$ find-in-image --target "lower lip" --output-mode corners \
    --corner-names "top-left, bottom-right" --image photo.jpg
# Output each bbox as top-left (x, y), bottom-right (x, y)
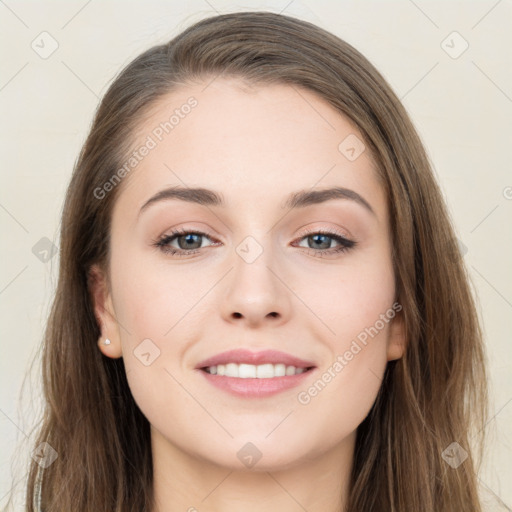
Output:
top-left (197, 368), bottom-right (316, 398)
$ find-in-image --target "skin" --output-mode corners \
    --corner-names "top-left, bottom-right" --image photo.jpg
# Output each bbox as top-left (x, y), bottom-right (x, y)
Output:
top-left (90, 78), bottom-right (406, 512)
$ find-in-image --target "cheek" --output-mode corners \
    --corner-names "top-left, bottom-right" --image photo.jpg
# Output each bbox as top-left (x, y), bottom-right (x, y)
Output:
top-left (295, 285), bottom-right (394, 447)
top-left (299, 241), bottom-right (395, 350)
top-left (293, 246), bottom-right (395, 427)
top-left (110, 244), bottom-right (203, 341)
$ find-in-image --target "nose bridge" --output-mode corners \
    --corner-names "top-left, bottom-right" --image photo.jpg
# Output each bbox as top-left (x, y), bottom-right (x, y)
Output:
top-left (221, 230), bottom-right (291, 326)
top-left (233, 231), bottom-right (279, 294)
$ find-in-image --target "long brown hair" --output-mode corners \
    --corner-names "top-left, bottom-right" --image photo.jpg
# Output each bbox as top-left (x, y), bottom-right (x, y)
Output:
top-left (17, 11), bottom-right (487, 511)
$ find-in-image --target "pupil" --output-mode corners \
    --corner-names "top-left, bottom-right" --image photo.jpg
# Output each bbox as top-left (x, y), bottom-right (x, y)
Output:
top-left (180, 234), bottom-right (200, 249)
top-left (311, 234), bottom-right (330, 250)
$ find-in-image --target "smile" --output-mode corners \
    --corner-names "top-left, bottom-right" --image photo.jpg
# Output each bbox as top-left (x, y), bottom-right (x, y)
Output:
top-left (198, 364), bottom-right (316, 398)
top-left (203, 363), bottom-right (312, 378)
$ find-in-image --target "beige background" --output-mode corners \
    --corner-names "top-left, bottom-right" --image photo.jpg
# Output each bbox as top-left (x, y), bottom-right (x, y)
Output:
top-left (1, 1), bottom-right (511, 510)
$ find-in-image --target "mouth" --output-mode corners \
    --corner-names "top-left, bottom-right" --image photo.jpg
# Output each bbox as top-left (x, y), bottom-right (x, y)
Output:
top-left (195, 349), bottom-right (317, 398)
top-left (197, 365), bottom-right (316, 398)
top-left (200, 363), bottom-right (316, 378)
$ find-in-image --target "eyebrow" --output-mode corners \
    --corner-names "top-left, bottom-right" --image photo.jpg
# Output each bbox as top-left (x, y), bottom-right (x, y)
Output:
top-left (138, 185), bottom-right (375, 217)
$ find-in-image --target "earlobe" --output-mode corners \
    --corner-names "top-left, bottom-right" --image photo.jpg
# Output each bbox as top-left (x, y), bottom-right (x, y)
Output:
top-left (386, 310), bottom-right (407, 361)
top-left (97, 336), bottom-right (122, 359)
top-left (88, 264), bottom-right (123, 359)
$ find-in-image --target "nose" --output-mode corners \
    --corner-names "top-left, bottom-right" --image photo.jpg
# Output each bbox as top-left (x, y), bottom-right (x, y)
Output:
top-left (220, 246), bottom-right (292, 329)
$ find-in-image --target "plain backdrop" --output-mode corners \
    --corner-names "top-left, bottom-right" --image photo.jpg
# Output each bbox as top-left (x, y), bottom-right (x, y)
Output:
top-left (1, 1), bottom-right (511, 510)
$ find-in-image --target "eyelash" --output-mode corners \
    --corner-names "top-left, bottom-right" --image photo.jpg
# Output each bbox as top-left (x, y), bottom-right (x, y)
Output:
top-left (151, 227), bottom-right (356, 258)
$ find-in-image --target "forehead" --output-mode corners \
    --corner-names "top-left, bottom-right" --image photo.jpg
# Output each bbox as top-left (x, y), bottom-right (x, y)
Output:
top-left (112, 78), bottom-right (386, 222)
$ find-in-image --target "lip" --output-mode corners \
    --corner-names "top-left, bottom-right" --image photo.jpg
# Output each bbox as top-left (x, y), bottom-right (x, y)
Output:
top-left (199, 368), bottom-right (316, 398)
top-left (194, 349), bottom-right (316, 369)
top-left (195, 349), bottom-right (317, 399)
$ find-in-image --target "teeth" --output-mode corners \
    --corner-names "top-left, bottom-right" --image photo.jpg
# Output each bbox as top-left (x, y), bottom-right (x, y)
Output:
top-left (205, 363), bottom-right (308, 378)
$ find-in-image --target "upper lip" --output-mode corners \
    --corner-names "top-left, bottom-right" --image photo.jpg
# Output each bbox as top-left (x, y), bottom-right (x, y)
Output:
top-left (195, 349), bottom-right (316, 369)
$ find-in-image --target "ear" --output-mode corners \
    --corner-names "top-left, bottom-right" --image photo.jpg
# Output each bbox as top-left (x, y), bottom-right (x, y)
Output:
top-left (88, 263), bottom-right (123, 359)
top-left (386, 308), bottom-right (407, 361)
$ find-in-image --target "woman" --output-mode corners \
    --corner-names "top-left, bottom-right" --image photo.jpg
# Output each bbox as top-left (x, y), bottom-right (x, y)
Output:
top-left (23, 11), bottom-right (487, 511)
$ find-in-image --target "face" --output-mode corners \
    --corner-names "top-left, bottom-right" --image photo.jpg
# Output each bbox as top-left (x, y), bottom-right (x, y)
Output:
top-left (91, 78), bottom-right (405, 471)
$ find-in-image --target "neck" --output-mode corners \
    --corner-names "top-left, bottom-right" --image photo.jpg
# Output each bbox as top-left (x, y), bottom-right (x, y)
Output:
top-left (150, 426), bottom-right (355, 512)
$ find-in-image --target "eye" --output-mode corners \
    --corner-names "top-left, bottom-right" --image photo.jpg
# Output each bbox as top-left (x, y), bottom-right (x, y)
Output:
top-left (292, 228), bottom-right (356, 256)
top-left (151, 227), bottom-right (356, 257)
top-left (151, 227), bottom-right (218, 256)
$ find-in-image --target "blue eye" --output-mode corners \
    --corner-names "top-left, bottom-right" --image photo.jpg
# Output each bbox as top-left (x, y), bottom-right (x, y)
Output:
top-left (294, 230), bottom-right (355, 255)
top-left (152, 228), bottom-right (216, 256)
top-left (152, 228), bottom-right (356, 257)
